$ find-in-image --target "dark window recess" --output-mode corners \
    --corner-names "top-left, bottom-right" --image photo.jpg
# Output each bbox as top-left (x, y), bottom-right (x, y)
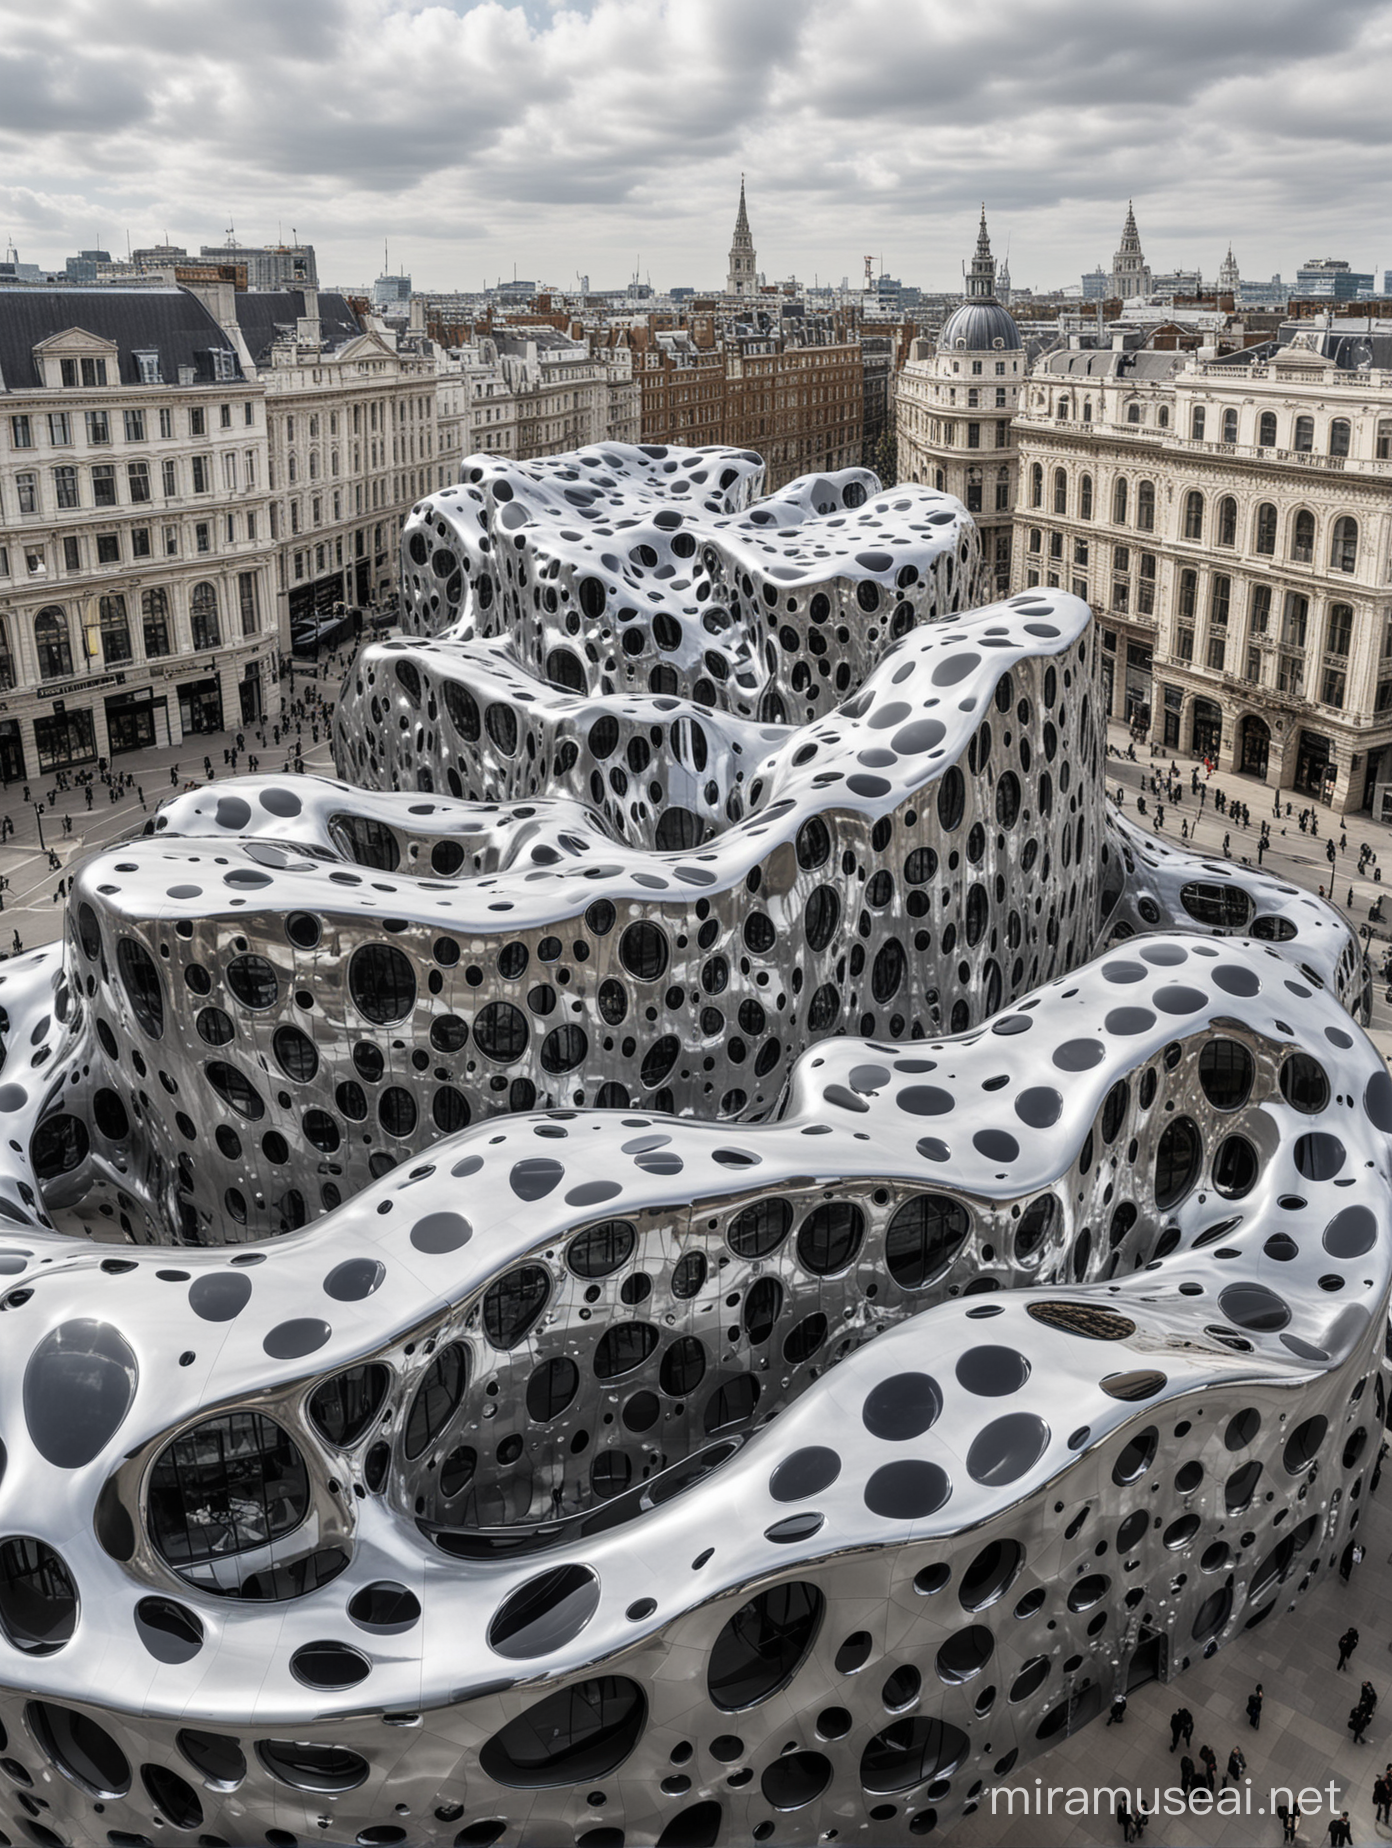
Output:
top-left (478, 1677), bottom-right (646, 1788)
top-left (148, 1412), bottom-right (309, 1567)
top-left (482, 1266), bottom-right (550, 1349)
top-left (403, 1344), bottom-right (467, 1458)
top-left (707, 1582), bottom-right (825, 1711)
top-left (568, 1220), bottom-right (636, 1278)
top-left (796, 1201), bottom-right (864, 1274)
top-left (885, 1195), bottom-right (969, 1288)
top-left (308, 1365), bottom-right (390, 1447)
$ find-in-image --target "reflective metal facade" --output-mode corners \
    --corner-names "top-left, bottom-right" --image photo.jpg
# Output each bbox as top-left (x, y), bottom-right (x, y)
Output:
top-left (0, 449), bottom-right (1380, 1848)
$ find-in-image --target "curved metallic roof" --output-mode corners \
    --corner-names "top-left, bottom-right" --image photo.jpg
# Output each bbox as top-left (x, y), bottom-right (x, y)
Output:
top-left (938, 299), bottom-right (1023, 352)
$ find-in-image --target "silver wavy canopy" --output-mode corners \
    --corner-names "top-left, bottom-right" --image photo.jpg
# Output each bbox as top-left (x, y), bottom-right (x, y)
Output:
top-left (0, 445), bottom-right (1379, 1848)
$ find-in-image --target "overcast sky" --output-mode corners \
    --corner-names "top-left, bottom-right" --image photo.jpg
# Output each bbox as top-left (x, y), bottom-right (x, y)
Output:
top-left (1, 0), bottom-right (1389, 294)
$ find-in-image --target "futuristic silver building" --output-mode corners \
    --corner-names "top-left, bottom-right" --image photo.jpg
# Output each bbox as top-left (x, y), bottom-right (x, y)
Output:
top-left (0, 448), bottom-right (1381, 1848)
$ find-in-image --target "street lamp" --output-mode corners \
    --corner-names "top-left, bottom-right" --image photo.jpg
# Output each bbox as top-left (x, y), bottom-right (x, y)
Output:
top-left (32, 802), bottom-right (45, 851)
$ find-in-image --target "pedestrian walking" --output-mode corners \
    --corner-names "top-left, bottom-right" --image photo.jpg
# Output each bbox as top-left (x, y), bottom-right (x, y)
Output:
top-left (1223, 1745), bottom-right (1246, 1788)
top-left (1375, 1770), bottom-right (1391, 1824)
top-left (1198, 1744), bottom-right (1217, 1792)
top-left (1247, 1684), bottom-right (1263, 1729)
top-left (1338, 1625), bottom-right (1359, 1670)
top-left (1107, 1693), bottom-right (1127, 1726)
top-left (1179, 1754), bottom-right (1196, 1796)
top-left (1170, 1707), bottom-right (1186, 1751)
top-left (1349, 1702), bottom-right (1370, 1744)
top-left (1340, 1540), bottom-right (1357, 1582)
top-left (1116, 1798), bottom-right (1133, 1842)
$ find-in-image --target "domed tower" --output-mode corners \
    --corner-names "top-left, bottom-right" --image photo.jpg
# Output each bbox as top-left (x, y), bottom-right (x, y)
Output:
top-left (726, 176), bottom-right (757, 299)
top-left (895, 208), bottom-right (1023, 594)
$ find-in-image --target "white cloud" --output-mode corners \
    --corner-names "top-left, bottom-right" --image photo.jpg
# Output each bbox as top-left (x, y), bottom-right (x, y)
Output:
top-left (0, 0), bottom-right (1387, 291)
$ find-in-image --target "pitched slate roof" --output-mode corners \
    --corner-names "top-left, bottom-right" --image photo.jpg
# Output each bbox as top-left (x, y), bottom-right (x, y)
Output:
top-left (0, 287), bottom-right (242, 391)
top-left (231, 291), bottom-right (364, 364)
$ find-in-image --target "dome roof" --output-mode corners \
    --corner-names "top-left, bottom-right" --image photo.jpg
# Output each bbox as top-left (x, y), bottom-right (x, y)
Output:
top-left (938, 300), bottom-right (1022, 353)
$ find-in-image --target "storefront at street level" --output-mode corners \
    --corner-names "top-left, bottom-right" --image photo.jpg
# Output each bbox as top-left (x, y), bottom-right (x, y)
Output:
top-left (177, 676), bottom-right (223, 736)
top-left (104, 687), bottom-right (170, 755)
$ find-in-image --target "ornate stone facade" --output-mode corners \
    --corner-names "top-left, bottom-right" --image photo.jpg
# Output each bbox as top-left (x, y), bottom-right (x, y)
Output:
top-left (1109, 202), bottom-right (1152, 301)
top-left (895, 212), bottom-right (1022, 596)
top-left (1013, 334), bottom-right (1392, 814)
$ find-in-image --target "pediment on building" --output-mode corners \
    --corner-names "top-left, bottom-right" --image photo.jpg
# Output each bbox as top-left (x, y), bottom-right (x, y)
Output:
top-left (33, 327), bottom-right (120, 356)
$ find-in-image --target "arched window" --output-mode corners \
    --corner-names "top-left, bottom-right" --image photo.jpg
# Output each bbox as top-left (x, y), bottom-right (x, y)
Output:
top-left (1293, 415), bottom-right (1314, 453)
top-left (1221, 408), bottom-right (1238, 444)
top-left (1030, 463), bottom-right (1043, 508)
top-left (141, 588), bottom-right (170, 658)
top-left (1183, 490), bottom-right (1204, 540)
top-left (1157, 406), bottom-right (1170, 428)
top-left (1082, 399), bottom-right (1093, 423)
top-left (1053, 468), bottom-right (1067, 514)
top-left (1258, 410), bottom-right (1277, 447)
top-left (1254, 503), bottom-right (1277, 555)
top-left (1325, 604), bottom-right (1353, 657)
top-left (287, 455), bottom-right (297, 483)
top-left (1058, 397), bottom-right (1070, 419)
top-left (1178, 569), bottom-right (1198, 619)
top-left (1291, 509), bottom-right (1315, 564)
top-left (1028, 527), bottom-right (1042, 554)
top-left (1329, 419), bottom-right (1351, 458)
top-left (1217, 497), bottom-right (1237, 546)
top-left (34, 606), bottom-right (72, 681)
top-left (1330, 516), bottom-right (1358, 573)
top-left (1191, 406), bottom-right (1206, 440)
top-left (190, 582), bottom-right (221, 651)
top-left (1112, 477), bottom-right (1128, 525)
top-left (98, 593), bottom-right (132, 665)
top-left (1126, 402), bottom-right (1142, 425)
top-left (1136, 480), bottom-right (1155, 532)
top-left (309, 452), bottom-right (319, 479)
top-left (1080, 474), bottom-right (1093, 520)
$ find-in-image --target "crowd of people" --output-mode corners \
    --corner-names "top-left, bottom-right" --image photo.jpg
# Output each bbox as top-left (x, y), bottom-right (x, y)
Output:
top-left (0, 641), bottom-right (357, 960)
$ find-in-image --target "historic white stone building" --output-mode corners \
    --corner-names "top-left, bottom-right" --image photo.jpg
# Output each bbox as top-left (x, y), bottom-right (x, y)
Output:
top-left (439, 329), bottom-right (638, 466)
top-left (215, 286), bottom-right (438, 644)
top-left (1013, 325), bottom-right (1392, 815)
top-left (0, 288), bottom-right (279, 779)
top-left (894, 210), bottom-right (1023, 594)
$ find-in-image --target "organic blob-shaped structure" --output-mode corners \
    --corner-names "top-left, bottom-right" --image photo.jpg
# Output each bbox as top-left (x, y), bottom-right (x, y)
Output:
top-left (0, 450), bottom-right (1377, 1847)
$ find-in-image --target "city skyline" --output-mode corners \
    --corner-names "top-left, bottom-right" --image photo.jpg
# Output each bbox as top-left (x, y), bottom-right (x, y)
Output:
top-left (2, 0), bottom-right (1390, 293)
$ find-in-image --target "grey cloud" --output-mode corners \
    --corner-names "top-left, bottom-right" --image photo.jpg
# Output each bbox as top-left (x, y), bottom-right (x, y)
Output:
top-left (2, 0), bottom-right (1391, 291)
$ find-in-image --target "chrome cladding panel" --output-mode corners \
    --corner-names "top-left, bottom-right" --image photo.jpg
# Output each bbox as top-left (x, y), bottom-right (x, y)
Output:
top-left (382, 444), bottom-right (979, 720)
top-left (0, 447), bottom-right (1380, 1847)
top-left (0, 936), bottom-right (1385, 1845)
top-left (65, 591), bottom-right (1101, 1244)
top-left (1104, 810), bottom-right (1369, 1016)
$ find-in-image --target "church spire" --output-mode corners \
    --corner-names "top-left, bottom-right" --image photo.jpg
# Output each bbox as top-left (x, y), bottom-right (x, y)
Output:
top-left (727, 174), bottom-right (756, 298)
top-left (965, 204), bottom-right (997, 302)
top-left (1109, 200), bottom-right (1150, 299)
